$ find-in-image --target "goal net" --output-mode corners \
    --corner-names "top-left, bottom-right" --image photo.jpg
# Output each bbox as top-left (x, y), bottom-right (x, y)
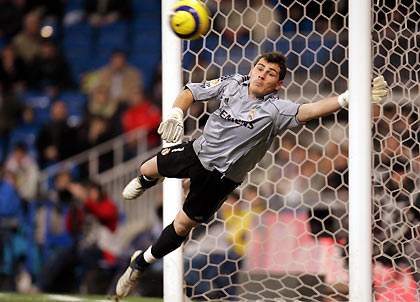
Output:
top-left (179, 0), bottom-right (419, 301)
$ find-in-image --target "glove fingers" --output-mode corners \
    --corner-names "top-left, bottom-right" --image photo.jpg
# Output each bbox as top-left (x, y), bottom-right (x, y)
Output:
top-left (374, 82), bottom-right (387, 90)
top-left (373, 76), bottom-right (384, 84)
top-left (165, 123), bottom-right (174, 142)
top-left (372, 96), bottom-right (382, 103)
top-left (157, 122), bottom-right (166, 135)
top-left (373, 89), bottom-right (387, 97)
top-left (173, 124), bottom-right (183, 142)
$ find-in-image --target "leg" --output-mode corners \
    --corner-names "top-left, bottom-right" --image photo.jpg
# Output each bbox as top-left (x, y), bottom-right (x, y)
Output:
top-left (122, 156), bottom-right (165, 200)
top-left (115, 209), bottom-right (199, 298)
top-left (138, 209), bottom-right (200, 267)
top-left (140, 156), bottom-right (160, 178)
top-left (116, 141), bottom-right (237, 297)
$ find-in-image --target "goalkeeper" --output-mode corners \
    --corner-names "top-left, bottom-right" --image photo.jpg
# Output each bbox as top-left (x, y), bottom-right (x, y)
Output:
top-left (115, 51), bottom-right (387, 298)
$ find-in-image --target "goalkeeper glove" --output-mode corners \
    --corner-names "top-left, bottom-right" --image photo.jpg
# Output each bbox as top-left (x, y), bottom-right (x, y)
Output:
top-left (337, 75), bottom-right (388, 108)
top-left (158, 107), bottom-right (184, 143)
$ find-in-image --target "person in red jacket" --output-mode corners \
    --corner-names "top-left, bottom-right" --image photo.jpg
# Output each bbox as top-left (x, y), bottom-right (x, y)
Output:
top-left (121, 89), bottom-right (161, 149)
top-left (39, 180), bottom-right (120, 294)
top-left (68, 180), bottom-right (118, 233)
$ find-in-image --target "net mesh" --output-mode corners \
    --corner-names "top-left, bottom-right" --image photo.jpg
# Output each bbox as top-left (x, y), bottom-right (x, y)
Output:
top-left (179, 0), bottom-right (419, 301)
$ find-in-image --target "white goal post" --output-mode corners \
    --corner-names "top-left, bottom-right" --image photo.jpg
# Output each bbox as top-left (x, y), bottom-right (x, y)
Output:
top-left (348, 0), bottom-right (372, 301)
top-left (161, 1), bottom-right (184, 302)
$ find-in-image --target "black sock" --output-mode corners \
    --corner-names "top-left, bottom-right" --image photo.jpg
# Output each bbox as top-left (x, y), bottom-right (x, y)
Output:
top-left (138, 175), bottom-right (160, 189)
top-left (131, 252), bottom-right (150, 273)
top-left (151, 222), bottom-right (188, 259)
top-left (132, 222), bottom-right (187, 272)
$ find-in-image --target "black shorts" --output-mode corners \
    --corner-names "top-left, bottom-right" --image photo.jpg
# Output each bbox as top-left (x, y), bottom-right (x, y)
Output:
top-left (157, 141), bottom-right (240, 223)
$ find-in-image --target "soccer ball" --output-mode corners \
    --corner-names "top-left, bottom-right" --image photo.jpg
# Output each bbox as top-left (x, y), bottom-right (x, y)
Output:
top-left (169, 0), bottom-right (210, 40)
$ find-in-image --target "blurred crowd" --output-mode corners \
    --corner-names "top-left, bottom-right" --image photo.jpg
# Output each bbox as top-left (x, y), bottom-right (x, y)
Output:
top-left (0, 0), bottom-right (165, 294)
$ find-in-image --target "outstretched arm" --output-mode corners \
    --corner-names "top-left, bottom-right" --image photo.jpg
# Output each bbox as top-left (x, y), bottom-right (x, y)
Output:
top-left (296, 96), bottom-right (340, 123)
top-left (296, 76), bottom-right (388, 123)
top-left (158, 88), bottom-right (195, 143)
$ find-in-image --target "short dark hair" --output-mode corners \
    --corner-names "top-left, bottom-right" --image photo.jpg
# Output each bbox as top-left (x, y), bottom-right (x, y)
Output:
top-left (254, 51), bottom-right (287, 81)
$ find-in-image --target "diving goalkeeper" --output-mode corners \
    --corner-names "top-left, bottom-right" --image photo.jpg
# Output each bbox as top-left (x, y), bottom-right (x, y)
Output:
top-left (115, 51), bottom-right (387, 298)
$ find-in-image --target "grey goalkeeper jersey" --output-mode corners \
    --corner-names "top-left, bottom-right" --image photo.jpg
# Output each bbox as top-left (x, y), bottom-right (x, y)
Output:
top-left (186, 74), bottom-right (302, 183)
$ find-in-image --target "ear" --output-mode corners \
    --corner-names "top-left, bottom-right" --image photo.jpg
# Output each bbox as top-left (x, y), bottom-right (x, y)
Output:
top-left (275, 80), bottom-right (284, 91)
top-left (249, 66), bottom-right (254, 76)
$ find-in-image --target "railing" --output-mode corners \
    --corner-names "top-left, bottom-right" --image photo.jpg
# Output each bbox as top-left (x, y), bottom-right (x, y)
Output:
top-left (38, 128), bottom-right (148, 192)
top-left (38, 128), bottom-right (162, 225)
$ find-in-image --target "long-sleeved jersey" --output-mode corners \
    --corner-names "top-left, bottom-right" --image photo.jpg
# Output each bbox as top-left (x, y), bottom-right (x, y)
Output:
top-left (186, 74), bottom-right (302, 182)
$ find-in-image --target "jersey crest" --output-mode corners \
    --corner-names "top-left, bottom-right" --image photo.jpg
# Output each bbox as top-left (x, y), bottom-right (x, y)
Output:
top-left (200, 75), bottom-right (235, 89)
top-left (247, 109), bottom-right (255, 121)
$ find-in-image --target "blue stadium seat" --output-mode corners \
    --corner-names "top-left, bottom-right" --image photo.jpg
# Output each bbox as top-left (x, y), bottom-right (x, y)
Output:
top-left (86, 56), bottom-right (108, 70)
top-left (63, 22), bottom-right (94, 41)
top-left (22, 92), bottom-right (52, 124)
top-left (67, 56), bottom-right (108, 85)
top-left (132, 17), bottom-right (161, 32)
top-left (67, 57), bottom-right (91, 85)
top-left (129, 54), bottom-right (160, 92)
top-left (132, 0), bottom-right (161, 17)
top-left (58, 91), bottom-right (88, 127)
top-left (62, 23), bottom-right (93, 61)
top-left (95, 22), bottom-right (129, 58)
top-left (62, 37), bottom-right (92, 61)
top-left (63, 0), bottom-right (84, 13)
top-left (131, 30), bottom-right (161, 55)
top-left (8, 125), bottom-right (41, 159)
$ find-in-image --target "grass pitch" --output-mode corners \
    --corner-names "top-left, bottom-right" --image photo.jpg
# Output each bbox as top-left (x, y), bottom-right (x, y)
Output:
top-left (0, 293), bottom-right (163, 302)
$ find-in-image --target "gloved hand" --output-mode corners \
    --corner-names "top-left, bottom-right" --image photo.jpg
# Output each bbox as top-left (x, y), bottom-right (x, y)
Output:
top-left (157, 107), bottom-right (184, 143)
top-left (338, 76), bottom-right (388, 108)
top-left (371, 75), bottom-right (388, 103)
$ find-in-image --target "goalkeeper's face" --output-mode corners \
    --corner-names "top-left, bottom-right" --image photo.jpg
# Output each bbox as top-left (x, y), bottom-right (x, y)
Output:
top-left (248, 59), bottom-right (283, 99)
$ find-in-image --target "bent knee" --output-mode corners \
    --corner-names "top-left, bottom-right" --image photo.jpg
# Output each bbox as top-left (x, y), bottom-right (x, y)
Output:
top-left (174, 211), bottom-right (201, 236)
top-left (173, 222), bottom-right (194, 237)
top-left (140, 157), bottom-right (160, 177)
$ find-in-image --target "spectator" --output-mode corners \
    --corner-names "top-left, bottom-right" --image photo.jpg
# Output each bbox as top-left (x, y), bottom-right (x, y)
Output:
top-left (84, 0), bottom-right (131, 26)
top-left (27, 39), bottom-right (74, 97)
top-left (0, 44), bottom-right (27, 93)
top-left (39, 180), bottom-right (121, 294)
top-left (87, 86), bottom-right (119, 120)
top-left (24, 0), bottom-right (64, 23)
top-left (0, 0), bottom-right (22, 40)
top-left (34, 170), bottom-right (75, 249)
top-left (12, 12), bottom-right (43, 65)
top-left (373, 158), bottom-right (420, 287)
top-left (0, 169), bottom-right (22, 219)
top-left (78, 116), bottom-right (114, 151)
top-left (4, 142), bottom-right (39, 202)
top-left (36, 101), bottom-right (79, 168)
top-left (90, 50), bottom-right (143, 106)
top-left (0, 169), bottom-right (24, 288)
top-left (68, 181), bottom-right (119, 235)
top-left (77, 116), bottom-right (114, 176)
top-left (150, 61), bottom-right (162, 106)
top-left (0, 90), bottom-right (24, 136)
top-left (121, 89), bottom-right (161, 148)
